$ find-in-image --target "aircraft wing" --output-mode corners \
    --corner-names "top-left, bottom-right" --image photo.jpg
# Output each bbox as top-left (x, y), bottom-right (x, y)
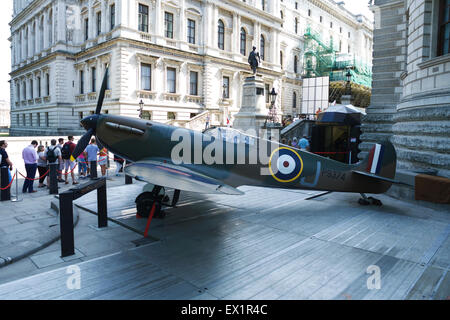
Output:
top-left (124, 160), bottom-right (244, 195)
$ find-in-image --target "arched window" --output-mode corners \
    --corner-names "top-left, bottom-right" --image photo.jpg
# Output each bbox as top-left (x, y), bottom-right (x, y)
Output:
top-left (31, 22), bottom-right (35, 56)
top-left (294, 56), bottom-right (298, 73)
top-left (218, 20), bottom-right (224, 50)
top-left (39, 16), bottom-right (44, 52)
top-left (48, 10), bottom-right (53, 46)
top-left (295, 17), bottom-right (298, 34)
top-left (293, 92), bottom-right (297, 109)
top-left (25, 27), bottom-right (28, 58)
top-left (260, 35), bottom-right (265, 61)
top-left (240, 28), bottom-right (246, 56)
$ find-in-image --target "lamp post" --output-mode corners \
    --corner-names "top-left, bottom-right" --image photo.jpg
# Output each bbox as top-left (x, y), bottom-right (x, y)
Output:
top-left (265, 88), bottom-right (277, 127)
top-left (346, 68), bottom-right (352, 97)
top-left (138, 99), bottom-right (144, 118)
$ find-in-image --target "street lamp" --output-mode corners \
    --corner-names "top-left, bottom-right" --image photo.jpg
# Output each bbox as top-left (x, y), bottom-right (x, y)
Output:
top-left (346, 68), bottom-right (352, 96)
top-left (270, 88), bottom-right (277, 108)
top-left (138, 99), bottom-right (144, 118)
top-left (265, 88), bottom-right (277, 127)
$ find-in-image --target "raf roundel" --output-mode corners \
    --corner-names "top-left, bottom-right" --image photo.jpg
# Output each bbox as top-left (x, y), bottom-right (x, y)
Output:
top-left (269, 147), bottom-right (304, 183)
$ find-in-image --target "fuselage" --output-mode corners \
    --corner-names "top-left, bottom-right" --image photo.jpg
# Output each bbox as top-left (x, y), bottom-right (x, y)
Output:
top-left (94, 114), bottom-right (393, 194)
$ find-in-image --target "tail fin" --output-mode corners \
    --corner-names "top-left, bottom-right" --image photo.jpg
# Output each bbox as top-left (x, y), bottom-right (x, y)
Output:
top-left (353, 140), bottom-right (397, 183)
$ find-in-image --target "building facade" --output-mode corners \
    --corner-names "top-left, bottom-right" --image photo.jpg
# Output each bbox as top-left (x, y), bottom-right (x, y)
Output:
top-left (360, 0), bottom-right (450, 182)
top-left (0, 100), bottom-right (10, 128)
top-left (9, 0), bottom-right (372, 136)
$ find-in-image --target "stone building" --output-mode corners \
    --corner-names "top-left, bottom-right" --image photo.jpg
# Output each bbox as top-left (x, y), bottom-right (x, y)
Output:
top-left (9, 0), bottom-right (372, 136)
top-left (360, 0), bottom-right (450, 187)
top-left (0, 100), bottom-right (10, 129)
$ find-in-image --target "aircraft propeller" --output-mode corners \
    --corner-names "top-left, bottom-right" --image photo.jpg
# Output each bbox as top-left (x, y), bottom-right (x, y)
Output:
top-left (70, 67), bottom-right (109, 161)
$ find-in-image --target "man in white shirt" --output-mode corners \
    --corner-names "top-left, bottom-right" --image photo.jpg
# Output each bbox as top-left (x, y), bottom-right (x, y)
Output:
top-left (22, 140), bottom-right (38, 193)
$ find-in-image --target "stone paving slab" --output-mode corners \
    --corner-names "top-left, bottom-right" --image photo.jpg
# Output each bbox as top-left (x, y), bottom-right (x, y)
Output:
top-left (0, 179), bottom-right (448, 299)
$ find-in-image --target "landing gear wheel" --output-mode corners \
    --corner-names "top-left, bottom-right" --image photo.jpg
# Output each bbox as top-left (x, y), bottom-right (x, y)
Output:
top-left (368, 197), bottom-right (383, 206)
top-left (135, 192), bottom-right (156, 218)
top-left (358, 198), bottom-right (370, 206)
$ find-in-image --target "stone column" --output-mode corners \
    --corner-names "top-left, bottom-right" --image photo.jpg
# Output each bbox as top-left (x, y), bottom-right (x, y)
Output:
top-left (358, 0), bottom-right (405, 160)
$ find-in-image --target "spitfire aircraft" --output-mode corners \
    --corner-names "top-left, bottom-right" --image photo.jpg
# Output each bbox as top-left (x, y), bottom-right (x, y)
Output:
top-left (71, 69), bottom-right (398, 217)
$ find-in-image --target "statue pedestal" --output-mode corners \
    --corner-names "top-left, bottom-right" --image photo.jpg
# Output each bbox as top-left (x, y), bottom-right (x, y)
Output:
top-left (232, 75), bottom-right (268, 134)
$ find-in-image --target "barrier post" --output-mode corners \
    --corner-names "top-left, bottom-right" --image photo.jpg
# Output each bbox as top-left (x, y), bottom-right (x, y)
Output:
top-left (59, 191), bottom-right (75, 257)
top-left (0, 167), bottom-right (11, 201)
top-left (97, 183), bottom-right (108, 228)
top-left (125, 160), bottom-right (133, 184)
top-left (10, 169), bottom-right (22, 202)
top-left (90, 160), bottom-right (98, 179)
top-left (49, 163), bottom-right (58, 195)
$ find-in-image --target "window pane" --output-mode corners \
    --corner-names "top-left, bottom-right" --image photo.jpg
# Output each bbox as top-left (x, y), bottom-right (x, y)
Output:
top-left (167, 67), bottom-right (176, 93)
top-left (218, 20), bottom-right (224, 50)
top-left (223, 76), bottom-right (229, 98)
top-left (240, 28), bottom-right (246, 55)
top-left (190, 71), bottom-right (198, 95)
top-left (165, 12), bottom-right (173, 38)
top-left (188, 19), bottom-right (195, 44)
top-left (141, 64), bottom-right (151, 90)
top-left (139, 4), bottom-right (149, 32)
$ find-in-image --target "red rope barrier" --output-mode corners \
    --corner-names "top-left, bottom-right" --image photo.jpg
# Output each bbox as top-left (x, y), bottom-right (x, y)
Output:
top-left (18, 169), bottom-right (50, 181)
top-left (313, 152), bottom-right (349, 155)
top-left (57, 162), bottom-right (78, 175)
top-left (0, 172), bottom-right (16, 190)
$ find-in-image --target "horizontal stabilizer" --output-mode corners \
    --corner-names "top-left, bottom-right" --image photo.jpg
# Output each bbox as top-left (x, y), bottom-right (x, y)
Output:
top-left (352, 170), bottom-right (400, 184)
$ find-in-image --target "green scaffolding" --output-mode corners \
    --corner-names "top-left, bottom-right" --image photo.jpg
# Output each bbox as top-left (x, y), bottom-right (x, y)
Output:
top-left (303, 26), bottom-right (372, 88)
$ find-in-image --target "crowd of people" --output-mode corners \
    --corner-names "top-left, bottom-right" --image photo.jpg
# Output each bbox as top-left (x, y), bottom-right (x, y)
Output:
top-left (281, 135), bottom-right (311, 151)
top-left (0, 136), bottom-right (125, 194)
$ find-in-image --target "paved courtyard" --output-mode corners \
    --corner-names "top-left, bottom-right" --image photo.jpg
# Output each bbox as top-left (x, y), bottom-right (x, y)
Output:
top-left (0, 178), bottom-right (448, 300)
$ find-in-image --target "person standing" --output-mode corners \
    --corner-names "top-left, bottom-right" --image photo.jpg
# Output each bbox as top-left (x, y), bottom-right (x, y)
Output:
top-left (205, 114), bottom-right (210, 130)
top-left (22, 140), bottom-right (39, 193)
top-left (45, 139), bottom-right (62, 188)
top-left (77, 152), bottom-right (87, 178)
top-left (61, 136), bottom-right (78, 185)
top-left (298, 135), bottom-right (310, 151)
top-left (98, 147), bottom-right (108, 177)
top-left (37, 145), bottom-right (48, 188)
top-left (85, 138), bottom-right (99, 177)
top-left (0, 140), bottom-right (13, 182)
top-left (56, 138), bottom-right (65, 182)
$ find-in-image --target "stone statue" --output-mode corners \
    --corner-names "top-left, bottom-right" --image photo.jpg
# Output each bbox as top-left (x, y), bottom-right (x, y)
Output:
top-left (248, 46), bottom-right (261, 75)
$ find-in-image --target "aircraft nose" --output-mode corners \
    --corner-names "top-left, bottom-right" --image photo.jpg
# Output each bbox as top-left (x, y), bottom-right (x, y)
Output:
top-left (80, 114), bottom-right (99, 131)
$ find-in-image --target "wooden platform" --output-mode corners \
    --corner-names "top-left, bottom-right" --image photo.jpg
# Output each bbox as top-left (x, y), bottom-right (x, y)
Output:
top-left (0, 183), bottom-right (448, 300)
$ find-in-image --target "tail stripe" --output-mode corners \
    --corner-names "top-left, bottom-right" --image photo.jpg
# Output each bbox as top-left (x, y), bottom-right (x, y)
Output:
top-left (370, 144), bottom-right (384, 174)
top-left (366, 147), bottom-right (375, 172)
top-left (375, 145), bottom-right (385, 174)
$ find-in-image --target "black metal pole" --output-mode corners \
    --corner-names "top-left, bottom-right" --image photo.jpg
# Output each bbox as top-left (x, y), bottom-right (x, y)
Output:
top-left (59, 192), bottom-right (75, 257)
top-left (97, 180), bottom-right (108, 228)
top-left (0, 167), bottom-right (11, 201)
top-left (125, 160), bottom-right (132, 184)
top-left (49, 163), bottom-right (58, 195)
top-left (90, 160), bottom-right (97, 179)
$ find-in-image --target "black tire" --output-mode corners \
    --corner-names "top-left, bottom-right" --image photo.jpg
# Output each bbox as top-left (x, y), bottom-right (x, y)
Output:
top-left (135, 192), bottom-right (155, 218)
top-left (368, 197), bottom-right (383, 206)
top-left (358, 198), bottom-right (370, 206)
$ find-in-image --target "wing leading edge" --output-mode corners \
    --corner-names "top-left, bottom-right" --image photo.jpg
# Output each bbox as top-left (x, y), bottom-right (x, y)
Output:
top-left (124, 160), bottom-right (244, 195)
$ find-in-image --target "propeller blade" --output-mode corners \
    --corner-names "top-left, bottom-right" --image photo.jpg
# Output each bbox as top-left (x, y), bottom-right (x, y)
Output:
top-left (95, 67), bottom-right (109, 115)
top-left (70, 128), bottom-right (94, 161)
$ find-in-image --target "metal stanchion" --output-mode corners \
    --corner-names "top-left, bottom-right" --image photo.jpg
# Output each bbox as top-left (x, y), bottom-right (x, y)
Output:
top-left (10, 168), bottom-right (22, 202)
top-left (90, 160), bottom-right (98, 179)
top-left (125, 160), bottom-right (132, 184)
top-left (49, 163), bottom-right (58, 195)
top-left (1, 167), bottom-right (11, 201)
